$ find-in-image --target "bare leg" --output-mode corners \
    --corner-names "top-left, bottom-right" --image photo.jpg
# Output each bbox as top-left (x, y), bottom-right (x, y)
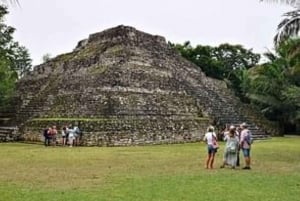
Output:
top-left (206, 155), bottom-right (211, 169)
top-left (245, 157), bottom-right (251, 167)
top-left (209, 153), bottom-right (215, 169)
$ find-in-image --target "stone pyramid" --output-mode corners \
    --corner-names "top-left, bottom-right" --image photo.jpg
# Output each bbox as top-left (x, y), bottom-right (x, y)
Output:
top-left (0, 25), bottom-right (278, 145)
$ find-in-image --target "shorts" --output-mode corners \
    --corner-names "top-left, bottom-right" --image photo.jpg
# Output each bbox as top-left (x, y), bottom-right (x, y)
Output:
top-left (242, 149), bottom-right (251, 157)
top-left (207, 145), bottom-right (216, 155)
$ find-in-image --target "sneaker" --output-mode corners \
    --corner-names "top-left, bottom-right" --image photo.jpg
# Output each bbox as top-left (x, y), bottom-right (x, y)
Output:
top-left (242, 166), bottom-right (251, 170)
top-left (220, 165), bottom-right (225, 169)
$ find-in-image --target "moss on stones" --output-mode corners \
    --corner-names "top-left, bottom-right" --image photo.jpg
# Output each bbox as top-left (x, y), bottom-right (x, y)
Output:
top-left (88, 64), bottom-right (108, 74)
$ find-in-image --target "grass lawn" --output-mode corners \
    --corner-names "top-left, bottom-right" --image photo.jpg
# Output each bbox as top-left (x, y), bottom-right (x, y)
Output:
top-left (0, 137), bottom-right (299, 201)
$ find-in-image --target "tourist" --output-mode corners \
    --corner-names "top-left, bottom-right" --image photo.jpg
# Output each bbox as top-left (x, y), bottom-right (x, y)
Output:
top-left (61, 125), bottom-right (68, 146)
top-left (43, 127), bottom-right (51, 146)
top-left (220, 125), bottom-right (239, 169)
top-left (222, 124), bottom-right (230, 139)
top-left (236, 125), bottom-right (242, 167)
top-left (47, 127), bottom-right (53, 146)
top-left (68, 125), bottom-right (75, 147)
top-left (65, 124), bottom-right (70, 145)
top-left (73, 124), bottom-right (81, 146)
top-left (48, 125), bottom-right (58, 146)
top-left (203, 125), bottom-right (218, 169)
top-left (240, 122), bottom-right (252, 170)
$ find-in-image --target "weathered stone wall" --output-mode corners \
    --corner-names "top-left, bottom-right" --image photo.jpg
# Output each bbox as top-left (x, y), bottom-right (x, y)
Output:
top-left (24, 117), bottom-right (209, 146)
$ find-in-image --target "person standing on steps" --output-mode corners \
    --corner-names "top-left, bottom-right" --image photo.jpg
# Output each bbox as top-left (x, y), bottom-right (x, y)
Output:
top-left (203, 125), bottom-right (218, 169)
top-left (240, 122), bottom-right (252, 170)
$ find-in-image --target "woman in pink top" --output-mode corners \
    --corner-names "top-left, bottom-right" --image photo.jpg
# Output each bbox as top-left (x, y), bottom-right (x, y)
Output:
top-left (48, 125), bottom-right (58, 146)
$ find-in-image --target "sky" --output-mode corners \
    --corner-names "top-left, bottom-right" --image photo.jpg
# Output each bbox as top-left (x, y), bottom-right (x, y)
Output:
top-left (6, 0), bottom-right (291, 65)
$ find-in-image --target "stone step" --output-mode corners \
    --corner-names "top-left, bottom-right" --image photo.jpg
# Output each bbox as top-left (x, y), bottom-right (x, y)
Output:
top-left (183, 79), bottom-right (272, 138)
top-left (0, 126), bottom-right (19, 142)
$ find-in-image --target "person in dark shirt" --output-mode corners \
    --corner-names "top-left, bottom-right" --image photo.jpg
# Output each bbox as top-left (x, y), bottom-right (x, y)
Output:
top-left (43, 127), bottom-right (51, 146)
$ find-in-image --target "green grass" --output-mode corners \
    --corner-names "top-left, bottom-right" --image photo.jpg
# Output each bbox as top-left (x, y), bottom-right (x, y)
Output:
top-left (0, 138), bottom-right (299, 201)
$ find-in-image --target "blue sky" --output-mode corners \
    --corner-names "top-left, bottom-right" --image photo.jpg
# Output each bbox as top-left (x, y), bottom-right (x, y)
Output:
top-left (6, 0), bottom-right (291, 65)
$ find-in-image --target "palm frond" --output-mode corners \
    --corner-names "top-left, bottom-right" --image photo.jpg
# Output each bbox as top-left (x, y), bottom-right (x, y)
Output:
top-left (247, 93), bottom-right (282, 107)
top-left (0, 0), bottom-right (19, 6)
top-left (274, 9), bottom-right (300, 46)
top-left (263, 51), bottom-right (278, 61)
top-left (282, 86), bottom-right (300, 106)
top-left (260, 0), bottom-right (300, 8)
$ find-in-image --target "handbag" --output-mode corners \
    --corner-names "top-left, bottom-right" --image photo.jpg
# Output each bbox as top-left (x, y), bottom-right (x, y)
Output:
top-left (212, 134), bottom-right (219, 149)
top-left (227, 140), bottom-right (237, 153)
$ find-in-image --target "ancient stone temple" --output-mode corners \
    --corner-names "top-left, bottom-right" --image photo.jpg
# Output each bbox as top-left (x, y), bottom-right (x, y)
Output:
top-left (0, 25), bottom-right (279, 145)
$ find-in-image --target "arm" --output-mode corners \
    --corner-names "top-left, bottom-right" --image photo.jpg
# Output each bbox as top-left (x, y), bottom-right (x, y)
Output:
top-left (223, 133), bottom-right (229, 142)
top-left (240, 132), bottom-right (245, 147)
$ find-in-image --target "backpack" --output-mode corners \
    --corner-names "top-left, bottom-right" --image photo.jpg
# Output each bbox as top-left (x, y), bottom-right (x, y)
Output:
top-left (245, 130), bottom-right (253, 145)
top-left (75, 127), bottom-right (81, 135)
top-left (43, 128), bottom-right (48, 137)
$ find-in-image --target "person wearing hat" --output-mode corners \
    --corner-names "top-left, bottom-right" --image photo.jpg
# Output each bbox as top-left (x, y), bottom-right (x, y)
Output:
top-left (220, 125), bottom-right (239, 169)
top-left (240, 122), bottom-right (252, 169)
top-left (203, 125), bottom-right (218, 169)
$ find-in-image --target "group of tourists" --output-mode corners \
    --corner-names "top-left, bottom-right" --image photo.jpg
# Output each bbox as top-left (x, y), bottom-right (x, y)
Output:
top-left (43, 124), bottom-right (82, 147)
top-left (203, 122), bottom-right (252, 170)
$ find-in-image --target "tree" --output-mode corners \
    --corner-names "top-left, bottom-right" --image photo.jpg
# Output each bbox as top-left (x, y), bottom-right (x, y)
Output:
top-left (42, 53), bottom-right (52, 63)
top-left (0, 1), bottom-right (19, 6)
top-left (0, 5), bottom-right (31, 78)
top-left (212, 44), bottom-right (260, 98)
top-left (171, 42), bottom-right (260, 98)
top-left (0, 5), bottom-right (31, 107)
top-left (246, 38), bottom-right (300, 132)
top-left (0, 56), bottom-right (17, 106)
top-left (12, 44), bottom-right (32, 77)
top-left (261, 0), bottom-right (300, 45)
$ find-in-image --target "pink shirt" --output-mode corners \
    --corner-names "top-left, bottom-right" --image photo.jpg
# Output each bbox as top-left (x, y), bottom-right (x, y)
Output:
top-left (240, 129), bottom-right (250, 149)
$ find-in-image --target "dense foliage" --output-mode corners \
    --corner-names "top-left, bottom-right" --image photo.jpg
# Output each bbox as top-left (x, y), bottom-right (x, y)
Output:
top-left (245, 38), bottom-right (300, 131)
top-left (171, 42), bottom-right (260, 99)
top-left (173, 38), bottom-right (300, 132)
top-left (0, 5), bottom-right (31, 107)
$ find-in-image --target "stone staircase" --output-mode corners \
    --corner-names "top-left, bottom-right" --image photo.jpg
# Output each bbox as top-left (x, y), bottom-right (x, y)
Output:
top-left (182, 75), bottom-right (272, 140)
top-left (168, 55), bottom-right (278, 140)
top-left (0, 111), bottom-right (14, 127)
top-left (0, 126), bottom-right (19, 142)
top-left (0, 77), bottom-right (60, 143)
top-left (12, 77), bottom-right (60, 128)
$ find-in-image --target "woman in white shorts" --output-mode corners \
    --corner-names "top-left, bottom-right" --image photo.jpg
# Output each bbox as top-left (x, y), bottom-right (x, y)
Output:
top-left (68, 127), bottom-right (75, 147)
